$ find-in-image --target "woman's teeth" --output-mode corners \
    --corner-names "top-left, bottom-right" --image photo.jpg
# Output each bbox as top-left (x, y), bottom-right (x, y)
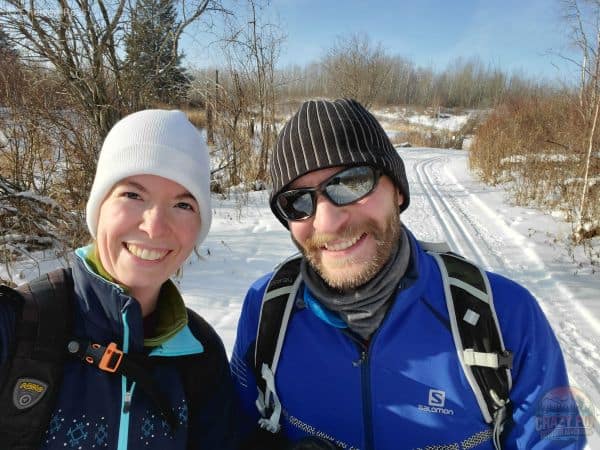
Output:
top-left (127, 244), bottom-right (168, 261)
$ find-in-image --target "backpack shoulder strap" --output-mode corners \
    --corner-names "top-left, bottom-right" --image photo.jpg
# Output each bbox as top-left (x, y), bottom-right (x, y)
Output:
top-left (254, 254), bottom-right (303, 433)
top-left (0, 268), bottom-right (73, 450)
top-left (179, 307), bottom-right (232, 450)
top-left (428, 250), bottom-right (512, 450)
top-left (176, 308), bottom-right (237, 450)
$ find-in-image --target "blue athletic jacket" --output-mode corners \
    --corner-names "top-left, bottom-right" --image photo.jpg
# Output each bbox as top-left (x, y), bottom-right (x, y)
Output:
top-left (0, 248), bottom-right (237, 450)
top-left (231, 232), bottom-right (587, 449)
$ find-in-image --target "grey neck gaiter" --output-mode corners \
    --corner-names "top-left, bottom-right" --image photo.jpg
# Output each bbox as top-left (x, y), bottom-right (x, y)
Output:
top-left (301, 227), bottom-right (411, 340)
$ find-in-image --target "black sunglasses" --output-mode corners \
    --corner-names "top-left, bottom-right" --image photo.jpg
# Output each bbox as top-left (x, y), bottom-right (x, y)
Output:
top-left (275, 166), bottom-right (382, 221)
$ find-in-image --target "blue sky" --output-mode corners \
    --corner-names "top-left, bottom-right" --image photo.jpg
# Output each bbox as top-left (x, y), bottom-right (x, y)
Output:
top-left (184, 0), bottom-right (581, 81)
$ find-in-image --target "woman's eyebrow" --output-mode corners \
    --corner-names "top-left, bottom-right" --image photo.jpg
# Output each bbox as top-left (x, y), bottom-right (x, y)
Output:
top-left (122, 181), bottom-right (147, 192)
top-left (120, 181), bottom-right (196, 202)
top-left (175, 192), bottom-right (196, 201)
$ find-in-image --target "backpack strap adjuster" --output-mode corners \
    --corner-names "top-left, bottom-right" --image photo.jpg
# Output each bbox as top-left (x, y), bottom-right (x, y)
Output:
top-left (98, 343), bottom-right (124, 373)
top-left (463, 349), bottom-right (513, 369)
top-left (497, 350), bottom-right (513, 369)
top-left (67, 340), bottom-right (124, 373)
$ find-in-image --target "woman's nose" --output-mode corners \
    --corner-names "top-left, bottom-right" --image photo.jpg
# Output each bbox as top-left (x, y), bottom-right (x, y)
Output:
top-left (140, 206), bottom-right (169, 238)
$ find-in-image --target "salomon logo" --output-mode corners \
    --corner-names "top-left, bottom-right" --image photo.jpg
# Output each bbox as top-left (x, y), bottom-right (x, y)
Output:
top-left (418, 389), bottom-right (454, 415)
top-left (428, 389), bottom-right (446, 407)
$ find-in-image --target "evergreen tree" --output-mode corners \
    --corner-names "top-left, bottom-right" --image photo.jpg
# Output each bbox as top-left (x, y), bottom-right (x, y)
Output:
top-left (125, 0), bottom-right (189, 106)
top-left (0, 25), bottom-right (17, 60)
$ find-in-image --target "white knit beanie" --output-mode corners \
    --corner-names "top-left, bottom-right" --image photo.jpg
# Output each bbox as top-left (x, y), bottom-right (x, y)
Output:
top-left (86, 109), bottom-right (212, 246)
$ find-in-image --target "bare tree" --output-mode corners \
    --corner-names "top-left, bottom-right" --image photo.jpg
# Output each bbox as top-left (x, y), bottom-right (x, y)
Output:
top-left (196, 0), bottom-right (284, 188)
top-left (322, 33), bottom-right (392, 108)
top-left (0, 0), bottom-right (227, 268)
top-left (562, 0), bottom-right (600, 241)
top-left (0, 0), bottom-right (224, 138)
top-left (247, 0), bottom-right (284, 180)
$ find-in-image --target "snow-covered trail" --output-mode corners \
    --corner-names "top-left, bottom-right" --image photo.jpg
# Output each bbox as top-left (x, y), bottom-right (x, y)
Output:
top-left (180, 146), bottom-right (600, 446)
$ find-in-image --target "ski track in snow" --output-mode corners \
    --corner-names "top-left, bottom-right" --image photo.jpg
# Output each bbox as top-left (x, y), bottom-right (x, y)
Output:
top-left (403, 148), bottom-right (600, 444)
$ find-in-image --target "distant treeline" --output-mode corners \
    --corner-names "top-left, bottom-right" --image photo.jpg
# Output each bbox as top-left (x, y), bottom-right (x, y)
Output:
top-left (194, 56), bottom-right (557, 111)
top-left (281, 58), bottom-right (553, 108)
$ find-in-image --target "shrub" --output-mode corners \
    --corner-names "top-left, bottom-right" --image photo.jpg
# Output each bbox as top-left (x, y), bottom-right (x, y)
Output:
top-left (471, 93), bottom-right (599, 239)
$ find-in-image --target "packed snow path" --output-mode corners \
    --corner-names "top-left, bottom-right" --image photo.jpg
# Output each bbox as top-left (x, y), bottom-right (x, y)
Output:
top-left (182, 147), bottom-right (600, 446)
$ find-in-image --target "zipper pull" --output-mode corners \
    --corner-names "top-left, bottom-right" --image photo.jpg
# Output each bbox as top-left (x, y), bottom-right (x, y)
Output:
top-left (353, 351), bottom-right (367, 367)
top-left (123, 390), bottom-right (132, 413)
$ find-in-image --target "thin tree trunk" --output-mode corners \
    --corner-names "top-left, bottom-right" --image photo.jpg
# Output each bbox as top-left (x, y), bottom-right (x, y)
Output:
top-left (577, 96), bottom-right (600, 237)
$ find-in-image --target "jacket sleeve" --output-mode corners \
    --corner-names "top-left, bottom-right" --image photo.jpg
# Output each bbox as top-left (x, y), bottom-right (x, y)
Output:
top-left (492, 274), bottom-right (587, 449)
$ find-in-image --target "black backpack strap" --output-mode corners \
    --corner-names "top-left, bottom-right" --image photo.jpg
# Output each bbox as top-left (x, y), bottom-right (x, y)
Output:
top-left (176, 310), bottom-right (214, 450)
top-left (179, 307), bottom-right (237, 450)
top-left (65, 337), bottom-right (179, 431)
top-left (0, 268), bottom-right (73, 450)
top-left (429, 251), bottom-right (512, 450)
top-left (254, 254), bottom-right (303, 433)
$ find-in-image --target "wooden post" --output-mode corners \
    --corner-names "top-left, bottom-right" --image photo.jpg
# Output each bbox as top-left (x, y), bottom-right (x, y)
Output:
top-left (214, 69), bottom-right (219, 123)
top-left (206, 81), bottom-right (214, 145)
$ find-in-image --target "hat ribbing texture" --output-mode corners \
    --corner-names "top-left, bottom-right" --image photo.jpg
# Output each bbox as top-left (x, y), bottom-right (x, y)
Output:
top-left (270, 98), bottom-right (410, 226)
top-left (86, 109), bottom-right (212, 246)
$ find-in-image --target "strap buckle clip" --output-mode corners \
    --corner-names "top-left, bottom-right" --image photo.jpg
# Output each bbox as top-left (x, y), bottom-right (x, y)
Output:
top-left (497, 350), bottom-right (513, 369)
top-left (98, 342), bottom-right (124, 373)
top-left (68, 339), bottom-right (125, 373)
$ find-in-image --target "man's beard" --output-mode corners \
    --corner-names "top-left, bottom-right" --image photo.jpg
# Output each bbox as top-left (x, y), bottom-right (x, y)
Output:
top-left (293, 206), bottom-right (402, 291)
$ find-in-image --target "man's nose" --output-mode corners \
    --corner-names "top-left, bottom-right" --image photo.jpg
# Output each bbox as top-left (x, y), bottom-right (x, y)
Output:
top-left (311, 194), bottom-right (349, 233)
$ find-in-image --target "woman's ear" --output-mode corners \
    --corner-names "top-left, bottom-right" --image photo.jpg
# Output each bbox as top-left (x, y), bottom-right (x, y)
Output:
top-left (396, 189), bottom-right (404, 208)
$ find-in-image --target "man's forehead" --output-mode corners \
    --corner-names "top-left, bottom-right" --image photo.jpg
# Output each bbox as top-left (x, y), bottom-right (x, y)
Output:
top-left (289, 166), bottom-right (346, 188)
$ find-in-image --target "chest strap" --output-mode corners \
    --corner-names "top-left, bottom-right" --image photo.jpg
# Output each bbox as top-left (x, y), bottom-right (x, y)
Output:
top-left (67, 338), bottom-right (179, 431)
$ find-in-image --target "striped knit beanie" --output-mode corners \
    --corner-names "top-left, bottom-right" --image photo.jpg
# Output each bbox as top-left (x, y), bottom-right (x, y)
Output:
top-left (270, 98), bottom-right (410, 226)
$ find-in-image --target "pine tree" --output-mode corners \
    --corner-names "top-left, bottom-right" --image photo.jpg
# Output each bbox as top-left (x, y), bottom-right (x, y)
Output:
top-left (0, 25), bottom-right (17, 60)
top-left (125, 0), bottom-right (189, 106)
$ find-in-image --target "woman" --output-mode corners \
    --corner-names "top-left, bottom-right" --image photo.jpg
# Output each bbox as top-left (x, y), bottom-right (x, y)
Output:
top-left (0, 110), bottom-right (236, 449)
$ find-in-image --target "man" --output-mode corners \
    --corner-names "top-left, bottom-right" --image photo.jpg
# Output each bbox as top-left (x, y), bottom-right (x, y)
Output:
top-left (231, 99), bottom-right (586, 449)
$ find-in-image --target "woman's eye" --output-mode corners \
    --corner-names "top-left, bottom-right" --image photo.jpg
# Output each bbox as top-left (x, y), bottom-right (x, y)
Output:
top-left (122, 191), bottom-right (141, 200)
top-left (176, 202), bottom-right (195, 211)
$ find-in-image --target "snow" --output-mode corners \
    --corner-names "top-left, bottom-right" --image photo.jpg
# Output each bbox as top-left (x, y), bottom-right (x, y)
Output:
top-left (372, 108), bottom-right (472, 133)
top-left (406, 113), bottom-right (470, 132)
top-left (501, 154), bottom-right (580, 164)
top-left (13, 191), bottom-right (60, 207)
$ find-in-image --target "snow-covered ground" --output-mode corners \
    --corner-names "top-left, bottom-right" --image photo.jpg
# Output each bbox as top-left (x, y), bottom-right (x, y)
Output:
top-left (374, 107), bottom-right (472, 132)
top-left (405, 113), bottom-right (470, 131)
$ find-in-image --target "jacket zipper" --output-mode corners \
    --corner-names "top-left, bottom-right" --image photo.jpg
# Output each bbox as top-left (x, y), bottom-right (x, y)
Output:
top-left (117, 310), bottom-right (133, 450)
top-left (123, 383), bottom-right (135, 413)
top-left (360, 349), bottom-right (374, 450)
top-left (348, 332), bottom-right (374, 450)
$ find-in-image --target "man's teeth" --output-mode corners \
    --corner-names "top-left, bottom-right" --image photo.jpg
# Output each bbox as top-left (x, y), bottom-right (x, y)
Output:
top-left (324, 235), bottom-right (361, 251)
top-left (127, 244), bottom-right (168, 261)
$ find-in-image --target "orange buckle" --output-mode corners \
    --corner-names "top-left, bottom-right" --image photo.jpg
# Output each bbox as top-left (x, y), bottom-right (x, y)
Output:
top-left (98, 342), bottom-right (124, 373)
